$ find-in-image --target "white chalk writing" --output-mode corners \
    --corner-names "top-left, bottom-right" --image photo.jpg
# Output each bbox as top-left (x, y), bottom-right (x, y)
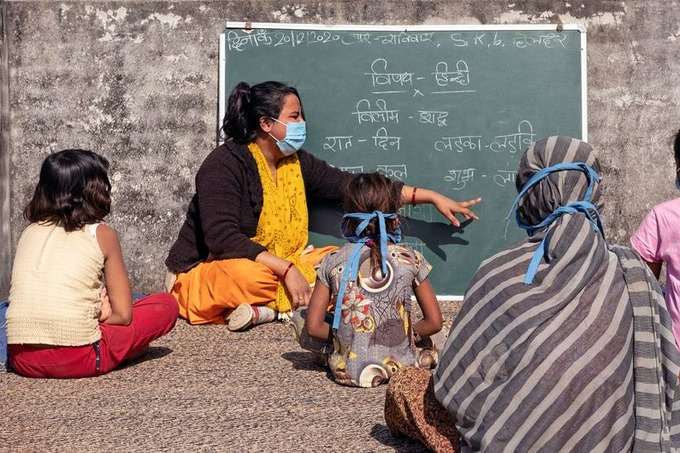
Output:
top-left (323, 136), bottom-right (353, 153)
top-left (400, 204), bottom-right (434, 222)
top-left (448, 32), bottom-right (503, 48)
top-left (373, 32), bottom-right (435, 46)
top-left (432, 61), bottom-right (470, 87)
top-left (339, 165), bottom-right (364, 174)
top-left (226, 29), bottom-right (569, 51)
top-left (376, 164), bottom-right (407, 181)
top-left (487, 120), bottom-right (535, 154)
top-left (513, 32), bottom-right (567, 49)
top-left (226, 29), bottom-right (372, 51)
top-left (225, 30), bottom-right (273, 51)
top-left (435, 135), bottom-right (482, 153)
top-left (494, 170), bottom-right (518, 187)
top-left (418, 111), bottom-right (448, 127)
top-left (365, 58), bottom-right (414, 87)
top-left (352, 99), bottom-right (400, 125)
top-left (372, 128), bottom-right (402, 151)
top-left (445, 168), bottom-right (476, 190)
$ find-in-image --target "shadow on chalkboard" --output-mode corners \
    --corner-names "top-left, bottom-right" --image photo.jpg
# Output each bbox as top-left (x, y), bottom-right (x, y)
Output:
top-left (308, 200), bottom-right (471, 260)
top-left (308, 199), bottom-right (344, 239)
top-left (402, 217), bottom-right (471, 260)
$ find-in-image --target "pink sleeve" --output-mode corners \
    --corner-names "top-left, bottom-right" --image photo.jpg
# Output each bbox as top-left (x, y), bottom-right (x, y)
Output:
top-left (630, 209), bottom-right (662, 263)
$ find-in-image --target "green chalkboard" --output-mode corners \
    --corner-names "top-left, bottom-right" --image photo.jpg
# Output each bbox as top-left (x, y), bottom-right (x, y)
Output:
top-left (219, 23), bottom-right (587, 298)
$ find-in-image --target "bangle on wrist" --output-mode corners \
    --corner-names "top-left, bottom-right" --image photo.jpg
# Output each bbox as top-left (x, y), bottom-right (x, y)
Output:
top-left (282, 262), bottom-right (295, 281)
top-left (411, 187), bottom-right (418, 205)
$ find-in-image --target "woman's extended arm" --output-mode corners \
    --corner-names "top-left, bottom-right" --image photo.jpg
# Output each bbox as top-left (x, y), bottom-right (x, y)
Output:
top-left (403, 185), bottom-right (481, 228)
top-left (96, 224), bottom-right (133, 325)
top-left (299, 150), bottom-right (481, 227)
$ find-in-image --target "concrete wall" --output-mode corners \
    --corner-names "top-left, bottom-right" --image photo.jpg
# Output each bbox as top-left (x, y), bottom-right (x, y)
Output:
top-left (1, 1), bottom-right (678, 297)
top-left (1, 3), bottom-right (11, 298)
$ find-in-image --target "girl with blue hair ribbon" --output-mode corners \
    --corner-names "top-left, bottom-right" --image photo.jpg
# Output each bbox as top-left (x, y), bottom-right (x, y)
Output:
top-left (297, 172), bottom-right (443, 388)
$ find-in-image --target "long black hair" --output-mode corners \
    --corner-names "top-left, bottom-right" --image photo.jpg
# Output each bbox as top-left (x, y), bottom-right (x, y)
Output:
top-left (222, 81), bottom-right (302, 144)
top-left (24, 149), bottom-right (112, 232)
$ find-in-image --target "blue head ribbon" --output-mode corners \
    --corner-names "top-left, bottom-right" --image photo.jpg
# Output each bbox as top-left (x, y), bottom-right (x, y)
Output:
top-left (506, 162), bottom-right (605, 285)
top-left (331, 211), bottom-right (401, 330)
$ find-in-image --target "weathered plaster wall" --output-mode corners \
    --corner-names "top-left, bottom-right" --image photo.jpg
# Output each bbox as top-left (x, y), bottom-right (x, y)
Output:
top-left (1, 1), bottom-right (678, 296)
top-left (1, 3), bottom-right (10, 298)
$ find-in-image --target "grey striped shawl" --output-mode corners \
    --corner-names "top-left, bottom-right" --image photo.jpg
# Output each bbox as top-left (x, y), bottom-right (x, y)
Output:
top-left (433, 136), bottom-right (680, 452)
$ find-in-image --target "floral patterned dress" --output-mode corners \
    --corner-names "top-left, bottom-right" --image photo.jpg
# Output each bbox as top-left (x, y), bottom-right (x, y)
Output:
top-left (317, 243), bottom-right (431, 387)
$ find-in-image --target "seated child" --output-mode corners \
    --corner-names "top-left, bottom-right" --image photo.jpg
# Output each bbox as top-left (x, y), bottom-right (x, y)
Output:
top-left (294, 172), bottom-right (442, 387)
top-left (7, 149), bottom-right (178, 378)
top-left (630, 128), bottom-right (680, 352)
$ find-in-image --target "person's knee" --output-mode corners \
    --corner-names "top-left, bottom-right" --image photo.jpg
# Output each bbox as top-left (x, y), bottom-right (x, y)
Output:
top-left (158, 292), bottom-right (180, 319)
top-left (138, 292), bottom-right (180, 322)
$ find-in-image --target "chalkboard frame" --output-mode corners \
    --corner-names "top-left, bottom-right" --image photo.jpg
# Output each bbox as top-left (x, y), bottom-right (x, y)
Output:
top-left (218, 22), bottom-right (588, 300)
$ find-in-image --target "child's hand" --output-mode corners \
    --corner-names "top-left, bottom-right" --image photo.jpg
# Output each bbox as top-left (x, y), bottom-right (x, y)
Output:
top-left (98, 287), bottom-right (112, 322)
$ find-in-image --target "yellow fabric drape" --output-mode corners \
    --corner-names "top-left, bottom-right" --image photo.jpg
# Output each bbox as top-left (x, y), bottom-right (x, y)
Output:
top-left (248, 142), bottom-right (316, 312)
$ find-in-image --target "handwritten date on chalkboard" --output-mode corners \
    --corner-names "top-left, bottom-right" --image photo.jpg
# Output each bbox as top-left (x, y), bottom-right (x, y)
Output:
top-left (226, 29), bottom-right (568, 51)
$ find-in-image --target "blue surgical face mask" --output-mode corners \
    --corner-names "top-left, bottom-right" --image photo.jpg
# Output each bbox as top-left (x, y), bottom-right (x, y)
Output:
top-left (268, 118), bottom-right (306, 156)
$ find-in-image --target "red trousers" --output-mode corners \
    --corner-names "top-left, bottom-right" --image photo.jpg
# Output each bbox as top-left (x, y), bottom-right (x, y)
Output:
top-left (8, 293), bottom-right (178, 379)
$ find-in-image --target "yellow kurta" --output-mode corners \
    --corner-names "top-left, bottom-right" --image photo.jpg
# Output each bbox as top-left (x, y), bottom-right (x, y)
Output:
top-left (171, 143), bottom-right (335, 324)
top-left (247, 142), bottom-right (317, 313)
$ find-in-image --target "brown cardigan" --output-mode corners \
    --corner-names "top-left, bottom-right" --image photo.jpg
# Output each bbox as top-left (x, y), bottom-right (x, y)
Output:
top-left (165, 140), bottom-right (354, 274)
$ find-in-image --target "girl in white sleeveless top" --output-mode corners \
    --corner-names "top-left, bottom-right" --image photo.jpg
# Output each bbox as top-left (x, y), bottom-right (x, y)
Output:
top-left (7, 149), bottom-right (178, 378)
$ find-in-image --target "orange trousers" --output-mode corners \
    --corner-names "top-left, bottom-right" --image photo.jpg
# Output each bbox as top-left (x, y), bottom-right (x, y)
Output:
top-left (171, 246), bottom-right (337, 325)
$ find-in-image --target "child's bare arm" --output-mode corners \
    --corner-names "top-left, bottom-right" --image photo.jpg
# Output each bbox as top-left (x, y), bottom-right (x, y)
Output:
top-left (413, 278), bottom-right (442, 338)
top-left (96, 224), bottom-right (133, 325)
top-left (306, 279), bottom-right (333, 342)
